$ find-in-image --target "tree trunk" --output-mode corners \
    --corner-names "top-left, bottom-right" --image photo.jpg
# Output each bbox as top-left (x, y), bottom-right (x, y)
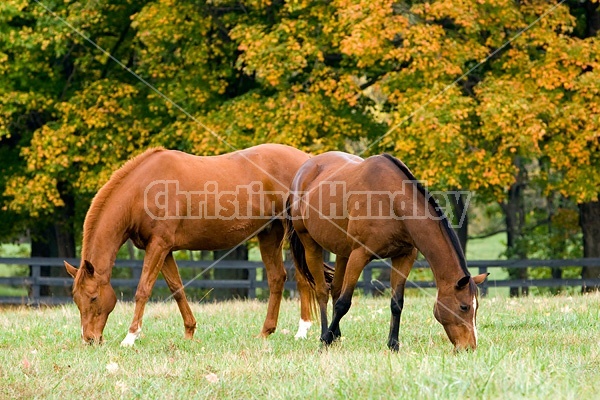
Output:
top-left (500, 160), bottom-right (528, 297)
top-left (577, 0), bottom-right (600, 291)
top-left (30, 191), bottom-right (76, 298)
top-left (213, 244), bottom-right (249, 300)
top-left (450, 192), bottom-right (469, 255)
top-left (30, 220), bottom-right (74, 297)
top-left (583, 0), bottom-right (600, 38)
top-left (30, 223), bottom-right (56, 297)
top-left (580, 199), bottom-right (600, 292)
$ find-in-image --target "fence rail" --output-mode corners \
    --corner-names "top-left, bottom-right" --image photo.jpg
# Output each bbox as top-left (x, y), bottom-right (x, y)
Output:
top-left (1, 257), bottom-right (600, 305)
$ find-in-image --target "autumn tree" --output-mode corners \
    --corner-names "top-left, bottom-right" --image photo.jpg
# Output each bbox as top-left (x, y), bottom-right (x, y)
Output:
top-left (1, 0), bottom-right (599, 298)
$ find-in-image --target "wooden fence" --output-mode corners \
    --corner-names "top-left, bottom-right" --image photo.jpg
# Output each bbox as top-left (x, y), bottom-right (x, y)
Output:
top-left (1, 257), bottom-right (600, 305)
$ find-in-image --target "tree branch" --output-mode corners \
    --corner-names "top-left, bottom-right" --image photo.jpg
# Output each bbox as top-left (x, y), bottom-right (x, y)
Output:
top-left (101, 24), bottom-right (131, 79)
top-left (359, 72), bottom-right (387, 91)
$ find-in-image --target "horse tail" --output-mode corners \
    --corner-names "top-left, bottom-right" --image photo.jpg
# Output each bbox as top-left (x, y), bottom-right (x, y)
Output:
top-left (284, 199), bottom-right (315, 287)
top-left (285, 197), bottom-right (336, 285)
top-left (289, 230), bottom-right (335, 287)
top-left (284, 198), bottom-right (318, 321)
top-left (294, 262), bottom-right (319, 323)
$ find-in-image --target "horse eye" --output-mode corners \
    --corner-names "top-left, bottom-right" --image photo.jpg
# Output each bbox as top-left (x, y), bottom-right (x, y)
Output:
top-left (91, 296), bottom-right (98, 303)
top-left (460, 304), bottom-right (470, 312)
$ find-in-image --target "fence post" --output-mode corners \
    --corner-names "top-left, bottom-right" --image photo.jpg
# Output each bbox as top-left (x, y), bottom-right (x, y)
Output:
top-left (363, 264), bottom-right (372, 296)
top-left (479, 266), bottom-right (488, 297)
top-left (31, 263), bottom-right (41, 304)
top-left (248, 267), bottom-right (256, 299)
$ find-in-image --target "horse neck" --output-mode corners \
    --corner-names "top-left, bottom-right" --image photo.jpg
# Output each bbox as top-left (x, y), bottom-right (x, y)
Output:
top-left (81, 203), bottom-right (130, 279)
top-left (394, 192), bottom-right (466, 288)
top-left (414, 225), bottom-right (465, 288)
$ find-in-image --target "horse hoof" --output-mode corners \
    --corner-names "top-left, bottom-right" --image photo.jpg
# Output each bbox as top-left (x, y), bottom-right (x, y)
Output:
top-left (120, 338), bottom-right (135, 347)
top-left (184, 325), bottom-right (196, 340)
top-left (388, 340), bottom-right (400, 352)
top-left (294, 332), bottom-right (307, 340)
top-left (332, 329), bottom-right (341, 341)
top-left (320, 331), bottom-right (335, 345)
top-left (120, 329), bottom-right (141, 347)
top-left (294, 319), bottom-right (312, 340)
top-left (259, 326), bottom-right (276, 338)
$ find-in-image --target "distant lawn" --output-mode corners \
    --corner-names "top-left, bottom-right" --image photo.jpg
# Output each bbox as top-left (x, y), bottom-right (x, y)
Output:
top-left (0, 243), bottom-right (30, 279)
top-left (466, 232), bottom-right (506, 260)
top-left (0, 285), bottom-right (27, 297)
top-left (465, 233), bottom-right (508, 296)
top-left (0, 244), bottom-right (30, 298)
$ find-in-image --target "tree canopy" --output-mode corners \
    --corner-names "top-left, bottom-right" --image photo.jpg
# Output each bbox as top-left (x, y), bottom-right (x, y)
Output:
top-left (0, 0), bottom-right (599, 253)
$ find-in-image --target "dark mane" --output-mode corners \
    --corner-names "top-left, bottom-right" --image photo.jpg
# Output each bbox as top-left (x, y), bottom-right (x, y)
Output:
top-left (381, 153), bottom-right (470, 276)
top-left (80, 147), bottom-right (166, 262)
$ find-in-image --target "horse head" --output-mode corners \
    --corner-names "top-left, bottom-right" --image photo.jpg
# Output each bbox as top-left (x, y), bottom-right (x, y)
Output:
top-left (433, 273), bottom-right (488, 351)
top-left (65, 260), bottom-right (117, 344)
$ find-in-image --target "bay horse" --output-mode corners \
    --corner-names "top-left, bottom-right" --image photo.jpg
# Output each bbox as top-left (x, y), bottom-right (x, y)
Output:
top-left (64, 144), bottom-right (316, 346)
top-left (286, 151), bottom-right (488, 351)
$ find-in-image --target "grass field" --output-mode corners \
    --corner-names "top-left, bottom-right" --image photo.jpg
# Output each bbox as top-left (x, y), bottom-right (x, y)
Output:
top-left (1, 293), bottom-right (599, 399)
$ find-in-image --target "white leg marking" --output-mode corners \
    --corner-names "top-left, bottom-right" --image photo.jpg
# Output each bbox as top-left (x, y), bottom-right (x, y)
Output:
top-left (120, 327), bottom-right (142, 347)
top-left (294, 319), bottom-right (312, 340)
top-left (472, 296), bottom-right (478, 345)
top-left (81, 326), bottom-right (87, 345)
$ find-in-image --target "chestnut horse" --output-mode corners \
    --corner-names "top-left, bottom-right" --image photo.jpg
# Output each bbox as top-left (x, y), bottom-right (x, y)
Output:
top-left (286, 151), bottom-right (488, 351)
top-left (64, 144), bottom-right (315, 346)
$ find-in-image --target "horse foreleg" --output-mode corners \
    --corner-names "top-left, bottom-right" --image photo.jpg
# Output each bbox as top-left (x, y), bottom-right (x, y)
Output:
top-left (326, 248), bottom-right (371, 345)
top-left (162, 252), bottom-right (197, 340)
top-left (257, 222), bottom-right (286, 337)
top-left (387, 248), bottom-right (417, 352)
top-left (121, 239), bottom-right (169, 347)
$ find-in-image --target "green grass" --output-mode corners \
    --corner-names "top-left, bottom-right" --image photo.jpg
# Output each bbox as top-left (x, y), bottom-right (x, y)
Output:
top-left (0, 244), bottom-right (30, 297)
top-left (0, 285), bottom-right (27, 296)
top-left (466, 233), bottom-right (506, 261)
top-left (1, 294), bottom-right (599, 399)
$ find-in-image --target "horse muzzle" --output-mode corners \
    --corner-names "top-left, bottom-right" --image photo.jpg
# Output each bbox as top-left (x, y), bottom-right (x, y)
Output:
top-left (82, 334), bottom-right (104, 345)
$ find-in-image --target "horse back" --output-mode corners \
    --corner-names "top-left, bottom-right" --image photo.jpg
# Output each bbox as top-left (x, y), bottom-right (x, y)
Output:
top-left (290, 153), bottom-right (418, 257)
top-left (121, 144), bottom-right (310, 249)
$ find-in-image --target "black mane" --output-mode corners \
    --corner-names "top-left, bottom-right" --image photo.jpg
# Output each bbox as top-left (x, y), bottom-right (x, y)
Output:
top-left (381, 153), bottom-right (470, 276)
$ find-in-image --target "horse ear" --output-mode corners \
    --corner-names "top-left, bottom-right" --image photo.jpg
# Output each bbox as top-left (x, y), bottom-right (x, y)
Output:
top-left (472, 272), bottom-right (490, 285)
top-left (83, 260), bottom-right (95, 276)
top-left (455, 275), bottom-right (470, 290)
top-left (64, 261), bottom-right (78, 278)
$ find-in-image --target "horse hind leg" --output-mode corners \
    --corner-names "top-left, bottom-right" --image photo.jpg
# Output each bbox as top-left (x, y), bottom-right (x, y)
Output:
top-left (292, 255), bottom-right (339, 340)
top-left (329, 255), bottom-right (349, 340)
top-left (296, 235), bottom-right (330, 345)
top-left (162, 252), bottom-right (197, 339)
top-left (294, 267), bottom-right (313, 339)
top-left (326, 248), bottom-right (371, 345)
top-left (257, 221), bottom-right (286, 337)
top-left (387, 248), bottom-right (417, 352)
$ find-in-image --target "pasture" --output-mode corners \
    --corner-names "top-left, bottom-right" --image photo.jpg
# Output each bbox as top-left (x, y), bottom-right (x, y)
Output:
top-left (1, 294), bottom-right (599, 399)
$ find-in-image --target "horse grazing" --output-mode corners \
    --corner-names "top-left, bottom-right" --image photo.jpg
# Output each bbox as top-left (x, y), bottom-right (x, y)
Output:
top-left (64, 144), bottom-right (315, 346)
top-left (286, 151), bottom-right (488, 351)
